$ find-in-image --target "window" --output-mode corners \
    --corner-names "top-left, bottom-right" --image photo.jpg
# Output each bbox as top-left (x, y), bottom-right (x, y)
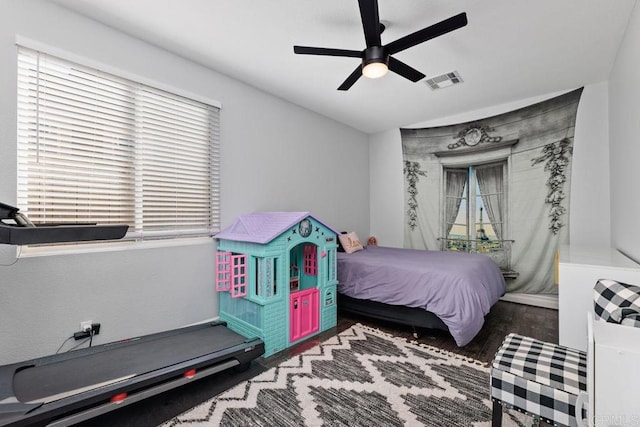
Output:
top-left (326, 249), bottom-right (337, 283)
top-left (230, 254), bottom-right (247, 298)
top-left (444, 162), bottom-right (505, 253)
top-left (17, 47), bottom-right (220, 242)
top-left (256, 257), bottom-right (278, 298)
top-left (303, 244), bottom-right (317, 276)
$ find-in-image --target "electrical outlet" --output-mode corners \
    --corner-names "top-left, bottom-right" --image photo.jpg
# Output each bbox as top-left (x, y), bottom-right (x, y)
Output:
top-left (74, 321), bottom-right (100, 340)
top-left (80, 320), bottom-right (92, 332)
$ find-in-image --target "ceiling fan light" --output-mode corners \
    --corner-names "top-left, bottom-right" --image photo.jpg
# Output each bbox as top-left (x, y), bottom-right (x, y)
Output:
top-left (362, 61), bottom-right (388, 79)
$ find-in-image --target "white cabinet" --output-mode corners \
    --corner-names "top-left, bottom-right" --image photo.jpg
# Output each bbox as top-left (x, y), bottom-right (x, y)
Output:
top-left (586, 315), bottom-right (640, 426)
top-left (558, 245), bottom-right (640, 351)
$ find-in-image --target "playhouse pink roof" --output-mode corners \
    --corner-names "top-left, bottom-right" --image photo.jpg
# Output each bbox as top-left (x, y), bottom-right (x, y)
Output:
top-left (215, 212), bottom-right (338, 244)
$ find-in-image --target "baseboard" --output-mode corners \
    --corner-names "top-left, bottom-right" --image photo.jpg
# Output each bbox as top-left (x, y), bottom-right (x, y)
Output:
top-left (500, 293), bottom-right (558, 310)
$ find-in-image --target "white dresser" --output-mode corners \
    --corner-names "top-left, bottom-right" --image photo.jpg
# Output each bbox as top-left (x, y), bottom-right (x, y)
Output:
top-left (558, 245), bottom-right (640, 351)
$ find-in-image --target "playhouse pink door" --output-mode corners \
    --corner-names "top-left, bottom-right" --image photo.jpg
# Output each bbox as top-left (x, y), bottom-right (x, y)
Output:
top-left (290, 288), bottom-right (319, 342)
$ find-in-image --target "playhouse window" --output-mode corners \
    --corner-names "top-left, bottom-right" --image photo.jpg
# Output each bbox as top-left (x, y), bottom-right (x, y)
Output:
top-left (303, 244), bottom-right (317, 276)
top-left (256, 257), bottom-right (278, 298)
top-left (231, 254), bottom-right (247, 298)
top-left (326, 249), bottom-right (337, 282)
top-left (255, 259), bottom-right (260, 296)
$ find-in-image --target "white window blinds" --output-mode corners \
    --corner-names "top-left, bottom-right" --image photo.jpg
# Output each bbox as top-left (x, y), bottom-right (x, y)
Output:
top-left (17, 47), bottom-right (220, 241)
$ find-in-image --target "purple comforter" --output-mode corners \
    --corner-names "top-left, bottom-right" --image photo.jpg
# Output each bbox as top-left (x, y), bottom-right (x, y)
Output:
top-left (337, 246), bottom-right (506, 346)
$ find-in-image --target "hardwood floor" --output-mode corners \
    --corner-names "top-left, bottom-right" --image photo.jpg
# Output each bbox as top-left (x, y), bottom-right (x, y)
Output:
top-left (81, 300), bottom-right (558, 426)
top-left (342, 300), bottom-right (558, 363)
top-left (262, 300), bottom-right (558, 367)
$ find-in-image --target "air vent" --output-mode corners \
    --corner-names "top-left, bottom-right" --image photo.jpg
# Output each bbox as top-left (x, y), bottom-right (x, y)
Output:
top-left (425, 71), bottom-right (463, 90)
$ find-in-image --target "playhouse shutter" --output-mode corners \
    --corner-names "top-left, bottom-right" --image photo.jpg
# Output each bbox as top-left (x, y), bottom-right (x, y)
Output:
top-left (230, 254), bottom-right (248, 298)
top-left (215, 251), bottom-right (231, 291)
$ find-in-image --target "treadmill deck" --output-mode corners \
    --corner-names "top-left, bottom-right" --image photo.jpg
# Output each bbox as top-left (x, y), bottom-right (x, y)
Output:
top-left (0, 322), bottom-right (264, 426)
top-left (15, 324), bottom-right (246, 403)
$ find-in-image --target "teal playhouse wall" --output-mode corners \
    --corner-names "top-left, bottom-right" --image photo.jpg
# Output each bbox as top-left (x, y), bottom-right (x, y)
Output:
top-left (215, 212), bottom-right (338, 357)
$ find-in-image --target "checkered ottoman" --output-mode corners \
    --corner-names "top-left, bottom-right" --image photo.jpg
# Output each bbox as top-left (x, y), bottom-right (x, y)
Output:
top-left (594, 279), bottom-right (640, 327)
top-left (490, 333), bottom-right (587, 427)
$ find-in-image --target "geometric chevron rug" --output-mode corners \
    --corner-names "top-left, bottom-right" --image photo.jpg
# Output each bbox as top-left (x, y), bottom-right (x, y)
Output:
top-left (161, 324), bottom-right (531, 426)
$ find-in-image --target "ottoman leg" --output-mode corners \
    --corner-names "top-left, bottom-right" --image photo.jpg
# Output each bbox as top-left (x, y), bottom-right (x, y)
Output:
top-left (492, 399), bottom-right (503, 427)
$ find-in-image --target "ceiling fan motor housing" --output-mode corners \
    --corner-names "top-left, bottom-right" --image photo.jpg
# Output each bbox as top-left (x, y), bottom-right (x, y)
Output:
top-left (363, 45), bottom-right (389, 67)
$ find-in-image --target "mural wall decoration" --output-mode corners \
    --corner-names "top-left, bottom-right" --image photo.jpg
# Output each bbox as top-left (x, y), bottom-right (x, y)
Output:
top-left (531, 138), bottom-right (573, 235)
top-left (403, 161), bottom-right (427, 231)
top-left (401, 88), bottom-right (583, 294)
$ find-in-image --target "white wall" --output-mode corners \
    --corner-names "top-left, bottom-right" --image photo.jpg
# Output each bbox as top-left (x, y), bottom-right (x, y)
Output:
top-left (0, 0), bottom-right (369, 364)
top-left (369, 83), bottom-right (612, 251)
top-left (609, 1), bottom-right (640, 264)
top-left (369, 129), bottom-right (405, 248)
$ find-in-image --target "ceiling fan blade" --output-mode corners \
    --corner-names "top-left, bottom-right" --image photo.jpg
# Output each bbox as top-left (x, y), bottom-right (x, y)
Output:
top-left (358, 0), bottom-right (381, 47)
top-left (337, 66), bottom-right (363, 91)
top-left (293, 46), bottom-right (362, 58)
top-left (385, 12), bottom-right (468, 55)
top-left (388, 56), bottom-right (425, 82)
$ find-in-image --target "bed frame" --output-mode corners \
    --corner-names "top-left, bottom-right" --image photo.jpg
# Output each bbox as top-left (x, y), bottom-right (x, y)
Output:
top-left (337, 293), bottom-right (449, 337)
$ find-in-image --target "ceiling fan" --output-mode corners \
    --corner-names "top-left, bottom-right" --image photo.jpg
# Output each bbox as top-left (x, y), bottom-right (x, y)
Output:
top-left (293, 0), bottom-right (467, 91)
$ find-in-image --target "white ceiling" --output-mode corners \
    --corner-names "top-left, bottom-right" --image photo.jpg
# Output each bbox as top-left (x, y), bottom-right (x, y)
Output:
top-left (51, 0), bottom-right (636, 134)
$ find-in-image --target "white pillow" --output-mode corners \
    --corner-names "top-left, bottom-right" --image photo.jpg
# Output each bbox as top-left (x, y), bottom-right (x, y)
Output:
top-left (338, 232), bottom-right (364, 254)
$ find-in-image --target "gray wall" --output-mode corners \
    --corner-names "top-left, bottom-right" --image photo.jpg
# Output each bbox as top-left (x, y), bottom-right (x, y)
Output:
top-left (0, 0), bottom-right (369, 364)
top-left (369, 83), bottom-right (612, 250)
top-left (609, 1), bottom-right (640, 264)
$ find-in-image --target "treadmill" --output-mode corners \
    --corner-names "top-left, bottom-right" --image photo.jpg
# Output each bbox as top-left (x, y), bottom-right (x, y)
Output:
top-left (0, 203), bottom-right (265, 426)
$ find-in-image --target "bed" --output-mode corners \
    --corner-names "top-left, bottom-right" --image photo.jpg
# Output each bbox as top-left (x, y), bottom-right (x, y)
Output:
top-left (337, 245), bottom-right (506, 346)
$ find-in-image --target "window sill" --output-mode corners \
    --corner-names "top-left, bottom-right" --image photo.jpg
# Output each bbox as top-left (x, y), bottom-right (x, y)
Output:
top-left (19, 236), bottom-right (214, 258)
